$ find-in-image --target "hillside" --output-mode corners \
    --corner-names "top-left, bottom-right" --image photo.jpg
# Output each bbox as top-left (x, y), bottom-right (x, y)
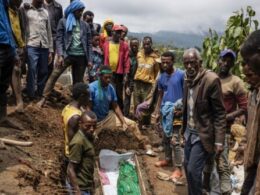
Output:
top-left (129, 31), bottom-right (207, 48)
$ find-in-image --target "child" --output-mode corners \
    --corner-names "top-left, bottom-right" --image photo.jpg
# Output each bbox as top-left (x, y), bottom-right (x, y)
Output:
top-left (66, 111), bottom-right (97, 195)
top-left (89, 32), bottom-right (103, 82)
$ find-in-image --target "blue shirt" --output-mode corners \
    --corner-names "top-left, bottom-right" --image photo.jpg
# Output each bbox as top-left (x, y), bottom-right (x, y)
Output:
top-left (0, 0), bottom-right (16, 48)
top-left (89, 80), bottom-right (117, 121)
top-left (158, 69), bottom-right (184, 104)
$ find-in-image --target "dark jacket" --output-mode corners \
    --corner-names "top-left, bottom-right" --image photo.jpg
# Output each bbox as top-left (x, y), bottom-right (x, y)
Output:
top-left (43, 1), bottom-right (63, 41)
top-left (182, 69), bottom-right (226, 153)
top-left (56, 18), bottom-right (92, 63)
top-left (0, 0), bottom-right (16, 48)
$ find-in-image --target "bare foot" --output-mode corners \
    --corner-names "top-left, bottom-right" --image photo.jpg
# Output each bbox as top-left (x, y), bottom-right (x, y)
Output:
top-left (15, 102), bottom-right (24, 113)
top-left (37, 98), bottom-right (46, 108)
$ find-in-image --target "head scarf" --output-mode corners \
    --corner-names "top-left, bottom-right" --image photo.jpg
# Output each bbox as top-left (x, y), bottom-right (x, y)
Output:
top-left (101, 18), bottom-right (114, 37)
top-left (64, 0), bottom-right (85, 32)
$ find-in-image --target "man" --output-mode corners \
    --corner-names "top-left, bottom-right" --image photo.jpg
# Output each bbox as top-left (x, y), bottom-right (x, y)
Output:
top-left (83, 10), bottom-right (101, 34)
top-left (100, 19), bottom-right (114, 47)
top-left (124, 37), bottom-right (139, 117)
top-left (182, 48), bottom-right (226, 195)
top-left (61, 82), bottom-right (89, 158)
top-left (8, 0), bottom-right (25, 112)
top-left (134, 36), bottom-right (160, 127)
top-left (67, 111), bottom-right (97, 195)
top-left (21, 0), bottom-right (53, 99)
top-left (43, 0), bottom-right (63, 77)
top-left (88, 31), bottom-right (103, 82)
top-left (0, 0), bottom-right (16, 123)
top-left (120, 24), bottom-right (128, 41)
top-left (153, 51), bottom-right (184, 181)
top-left (103, 24), bottom-right (130, 111)
top-left (37, 0), bottom-right (92, 107)
top-left (88, 65), bottom-right (154, 155)
top-left (240, 30), bottom-right (260, 195)
top-left (204, 49), bottom-right (248, 194)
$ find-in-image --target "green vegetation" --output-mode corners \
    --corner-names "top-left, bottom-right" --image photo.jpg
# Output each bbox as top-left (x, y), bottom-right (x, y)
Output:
top-left (202, 6), bottom-right (259, 76)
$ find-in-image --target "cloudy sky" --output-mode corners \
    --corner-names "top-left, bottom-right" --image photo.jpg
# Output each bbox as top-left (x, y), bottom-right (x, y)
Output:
top-left (57, 0), bottom-right (260, 34)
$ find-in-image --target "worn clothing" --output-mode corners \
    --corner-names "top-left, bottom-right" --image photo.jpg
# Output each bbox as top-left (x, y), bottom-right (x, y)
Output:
top-left (8, 8), bottom-right (25, 48)
top-left (128, 51), bottom-right (138, 91)
top-left (244, 89), bottom-right (260, 169)
top-left (163, 129), bottom-right (183, 167)
top-left (221, 74), bottom-right (247, 127)
top-left (22, 4), bottom-right (53, 52)
top-left (67, 21), bottom-right (85, 56)
top-left (43, 55), bottom-right (87, 97)
top-left (43, 0), bottom-right (63, 40)
top-left (111, 73), bottom-right (124, 111)
top-left (89, 47), bottom-right (103, 82)
top-left (242, 89), bottom-right (260, 195)
top-left (184, 136), bottom-right (211, 195)
top-left (109, 42), bottom-right (120, 72)
top-left (0, 45), bottom-right (15, 107)
top-left (182, 69), bottom-right (226, 153)
top-left (134, 50), bottom-right (160, 84)
top-left (68, 130), bottom-right (95, 191)
top-left (26, 46), bottom-right (49, 97)
top-left (158, 70), bottom-right (184, 104)
top-left (0, 0), bottom-right (16, 48)
top-left (134, 80), bottom-right (153, 125)
top-left (103, 40), bottom-right (130, 74)
top-left (161, 100), bottom-right (182, 137)
top-left (61, 105), bottom-right (82, 157)
top-left (89, 80), bottom-right (117, 121)
top-left (56, 18), bottom-right (92, 63)
top-left (204, 136), bottom-right (232, 193)
top-left (64, 0), bottom-right (85, 32)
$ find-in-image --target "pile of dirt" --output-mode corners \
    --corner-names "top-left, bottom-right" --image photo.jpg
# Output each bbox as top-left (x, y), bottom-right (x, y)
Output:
top-left (95, 128), bottom-right (143, 152)
top-left (0, 102), bottom-right (65, 194)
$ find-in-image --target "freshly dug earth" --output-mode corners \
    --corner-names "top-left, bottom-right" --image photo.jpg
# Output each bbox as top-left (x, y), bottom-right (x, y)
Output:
top-left (0, 86), bottom-right (187, 195)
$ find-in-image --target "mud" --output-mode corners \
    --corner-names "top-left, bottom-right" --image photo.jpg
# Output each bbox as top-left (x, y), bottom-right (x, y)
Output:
top-left (0, 85), bottom-right (187, 195)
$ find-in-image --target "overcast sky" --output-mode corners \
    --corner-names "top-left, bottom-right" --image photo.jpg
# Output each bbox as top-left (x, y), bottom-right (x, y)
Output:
top-left (56, 0), bottom-right (260, 34)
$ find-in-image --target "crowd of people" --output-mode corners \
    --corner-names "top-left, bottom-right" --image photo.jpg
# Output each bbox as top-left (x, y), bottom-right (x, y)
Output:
top-left (0, 0), bottom-right (260, 194)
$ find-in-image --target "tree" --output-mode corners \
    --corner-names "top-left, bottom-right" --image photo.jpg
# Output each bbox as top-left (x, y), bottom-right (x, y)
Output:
top-left (202, 6), bottom-right (259, 76)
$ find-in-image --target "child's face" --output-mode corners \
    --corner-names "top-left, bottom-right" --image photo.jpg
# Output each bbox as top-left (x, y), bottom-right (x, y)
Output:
top-left (92, 36), bottom-right (100, 47)
top-left (80, 118), bottom-right (97, 137)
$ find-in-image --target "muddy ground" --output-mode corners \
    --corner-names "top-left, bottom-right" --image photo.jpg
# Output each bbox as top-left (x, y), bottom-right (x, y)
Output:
top-left (0, 86), bottom-right (187, 195)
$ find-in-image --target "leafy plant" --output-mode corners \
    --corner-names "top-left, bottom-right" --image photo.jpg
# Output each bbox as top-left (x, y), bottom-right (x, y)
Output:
top-left (202, 6), bottom-right (258, 76)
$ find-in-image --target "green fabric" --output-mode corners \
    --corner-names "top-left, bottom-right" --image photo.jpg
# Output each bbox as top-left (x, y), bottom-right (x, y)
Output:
top-left (68, 130), bottom-right (95, 191)
top-left (117, 161), bottom-right (141, 195)
top-left (67, 21), bottom-right (85, 56)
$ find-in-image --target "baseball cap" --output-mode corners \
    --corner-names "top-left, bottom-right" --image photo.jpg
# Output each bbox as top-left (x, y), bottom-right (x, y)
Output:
top-left (220, 49), bottom-right (236, 59)
top-left (112, 24), bottom-right (124, 31)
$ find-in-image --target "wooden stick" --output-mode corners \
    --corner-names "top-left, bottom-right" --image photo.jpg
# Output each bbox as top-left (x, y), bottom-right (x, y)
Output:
top-left (0, 138), bottom-right (33, 147)
top-left (135, 154), bottom-right (147, 195)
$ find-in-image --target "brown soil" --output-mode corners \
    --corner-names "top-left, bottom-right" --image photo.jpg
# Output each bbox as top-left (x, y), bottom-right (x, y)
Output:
top-left (0, 86), bottom-right (188, 195)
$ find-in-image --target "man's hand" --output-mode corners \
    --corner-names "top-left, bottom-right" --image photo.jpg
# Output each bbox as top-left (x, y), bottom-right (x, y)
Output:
top-left (122, 123), bottom-right (128, 131)
top-left (214, 144), bottom-right (224, 156)
top-left (48, 52), bottom-right (53, 65)
top-left (174, 110), bottom-right (182, 117)
top-left (125, 87), bottom-right (131, 96)
top-left (151, 111), bottom-right (160, 123)
top-left (55, 55), bottom-right (64, 68)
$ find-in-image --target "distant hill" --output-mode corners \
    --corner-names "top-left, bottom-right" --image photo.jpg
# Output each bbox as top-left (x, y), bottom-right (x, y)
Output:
top-left (128, 31), bottom-right (207, 49)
